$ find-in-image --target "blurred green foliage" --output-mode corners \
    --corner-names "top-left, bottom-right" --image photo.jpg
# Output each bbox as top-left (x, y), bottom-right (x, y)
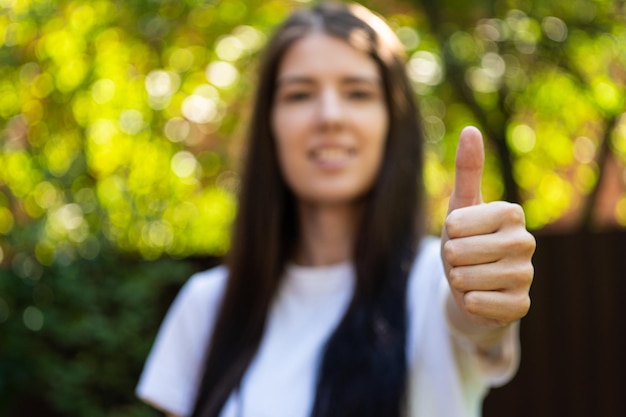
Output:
top-left (1, 253), bottom-right (199, 416)
top-left (410, 0), bottom-right (626, 229)
top-left (0, 0), bottom-right (625, 415)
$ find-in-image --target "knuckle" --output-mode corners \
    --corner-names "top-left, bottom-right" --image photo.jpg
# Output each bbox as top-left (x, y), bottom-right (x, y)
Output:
top-left (525, 295), bottom-right (532, 314)
top-left (501, 202), bottom-right (526, 225)
top-left (444, 211), bottom-right (463, 238)
top-left (509, 263), bottom-right (534, 287)
top-left (504, 293), bottom-right (531, 321)
top-left (502, 237), bottom-right (522, 255)
top-left (463, 292), bottom-right (482, 315)
top-left (504, 231), bottom-right (536, 257)
top-left (443, 240), bottom-right (461, 265)
top-left (517, 294), bottom-right (531, 318)
top-left (523, 263), bottom-right (535, 285)
top-left (525, 233), bottom-right (537, 255)
top-left (518, 230), bottom-right (537, 252)
top-left (448, 267), bottom-right (465, 290)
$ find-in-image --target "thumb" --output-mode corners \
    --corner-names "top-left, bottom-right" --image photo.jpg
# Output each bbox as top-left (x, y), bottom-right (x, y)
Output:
top-left (448, 126), bottom-right (485, 213)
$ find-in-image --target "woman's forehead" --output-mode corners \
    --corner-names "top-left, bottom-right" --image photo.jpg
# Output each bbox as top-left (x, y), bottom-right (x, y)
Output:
top-left (276, 33), bottom-right (380, 81)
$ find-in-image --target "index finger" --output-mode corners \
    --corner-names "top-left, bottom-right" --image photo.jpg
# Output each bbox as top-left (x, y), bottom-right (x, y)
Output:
top-left (445, 201), bottom-right (525, 239)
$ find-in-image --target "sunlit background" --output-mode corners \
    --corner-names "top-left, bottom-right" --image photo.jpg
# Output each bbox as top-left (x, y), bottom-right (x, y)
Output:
top-left (0, 0), bottom-right (625, 415)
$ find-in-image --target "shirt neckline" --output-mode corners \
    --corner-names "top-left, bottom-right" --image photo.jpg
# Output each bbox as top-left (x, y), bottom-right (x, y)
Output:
top-left (282, 261), bottom-right (354, 297)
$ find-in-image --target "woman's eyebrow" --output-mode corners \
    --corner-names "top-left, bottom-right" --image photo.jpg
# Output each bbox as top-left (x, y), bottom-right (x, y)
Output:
top-left (276, 75), bottom-right (381, 86)
top-left (276, 76), bottom-right (316, 86)
top-left (341, 76), bottom-right (381, 86)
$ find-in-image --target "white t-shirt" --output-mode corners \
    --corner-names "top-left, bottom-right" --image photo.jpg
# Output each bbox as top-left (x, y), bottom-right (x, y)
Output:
top-left (136, 237), bottom-right (519, 417)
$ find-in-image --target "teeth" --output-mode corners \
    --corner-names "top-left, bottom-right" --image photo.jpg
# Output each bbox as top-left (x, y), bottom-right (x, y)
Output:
top-left (315, 148), bottom-right (350, 161)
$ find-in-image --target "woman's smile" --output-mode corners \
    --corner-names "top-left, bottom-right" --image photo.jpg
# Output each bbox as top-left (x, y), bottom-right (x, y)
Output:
top-left (309, 144), bottom-right (356, 169)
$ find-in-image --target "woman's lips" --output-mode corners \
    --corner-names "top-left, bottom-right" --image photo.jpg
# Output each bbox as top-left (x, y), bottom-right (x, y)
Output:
top-left (309, 146), bottom-right (355, 168)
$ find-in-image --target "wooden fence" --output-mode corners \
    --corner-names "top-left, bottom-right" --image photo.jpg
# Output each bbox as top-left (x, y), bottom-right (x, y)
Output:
top-left (484, 229), bottom-right (626, 417)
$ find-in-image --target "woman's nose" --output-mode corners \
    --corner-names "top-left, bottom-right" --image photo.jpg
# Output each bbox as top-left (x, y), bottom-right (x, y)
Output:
top-left (317, 89), bottom-right (343, 131)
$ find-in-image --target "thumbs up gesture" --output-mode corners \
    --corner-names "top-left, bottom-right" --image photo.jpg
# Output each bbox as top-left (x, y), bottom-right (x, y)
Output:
top-left (441, 127), bottom-right (535, 343)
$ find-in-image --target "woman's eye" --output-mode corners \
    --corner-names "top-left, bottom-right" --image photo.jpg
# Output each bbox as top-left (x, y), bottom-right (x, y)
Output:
top-left (283, 91), bottom-right (312, 102)
top-left (348, 90), bottom-right (374, 100)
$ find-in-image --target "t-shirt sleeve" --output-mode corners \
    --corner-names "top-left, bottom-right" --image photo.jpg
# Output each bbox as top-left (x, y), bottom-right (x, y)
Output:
top-left (136, 266), bottom-right (228, 417)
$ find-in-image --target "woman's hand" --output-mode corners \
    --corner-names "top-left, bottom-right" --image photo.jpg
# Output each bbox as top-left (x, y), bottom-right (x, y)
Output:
top-left (441, 127), bottom-right (535, 346)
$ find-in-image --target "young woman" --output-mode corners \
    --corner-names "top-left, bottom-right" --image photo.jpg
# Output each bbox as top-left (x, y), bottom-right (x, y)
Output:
top-left (136, 3), bottom-right (535, 417)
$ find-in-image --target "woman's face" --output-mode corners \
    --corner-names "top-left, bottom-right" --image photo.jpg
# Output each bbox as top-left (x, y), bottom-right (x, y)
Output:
top-left (271, 33), bottom-right (388, 207)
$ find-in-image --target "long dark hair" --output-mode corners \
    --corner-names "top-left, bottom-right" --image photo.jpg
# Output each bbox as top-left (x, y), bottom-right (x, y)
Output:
top-left (191, 3), bottom-right (424, 416)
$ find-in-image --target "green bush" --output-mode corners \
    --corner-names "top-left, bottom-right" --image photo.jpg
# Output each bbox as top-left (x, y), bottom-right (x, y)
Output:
top-left (0, 252), bottom-right (217, 416)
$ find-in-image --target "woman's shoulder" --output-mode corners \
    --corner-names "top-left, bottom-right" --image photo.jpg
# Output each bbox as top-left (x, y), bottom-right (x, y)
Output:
top-left (185, 265), bottom-right (229, 293)
top-left (173, 265), bottom-right (229, 313)
top-left (136, 265), bottom-right (230, 417)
